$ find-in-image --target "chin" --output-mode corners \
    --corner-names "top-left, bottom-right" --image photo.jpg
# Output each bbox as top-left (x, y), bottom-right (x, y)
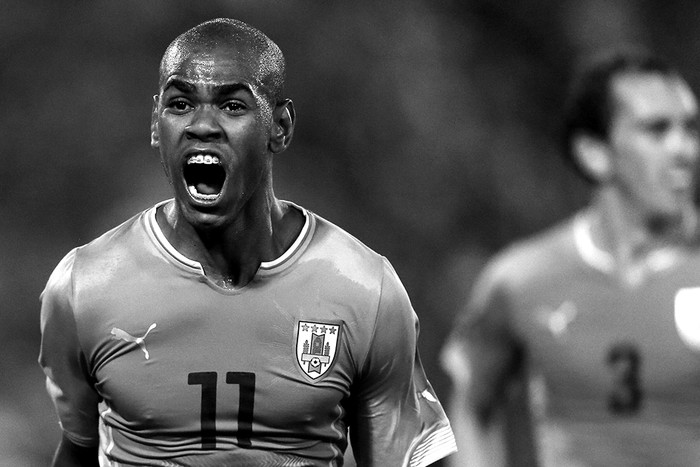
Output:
top-left (178, 199), bottom-right (230, 230)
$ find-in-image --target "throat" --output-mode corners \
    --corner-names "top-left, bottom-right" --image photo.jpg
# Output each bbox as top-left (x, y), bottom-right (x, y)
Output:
top-left (194, 224), bottom-right (276, 288)
top-left (199, 253), bottom-right (263, 290)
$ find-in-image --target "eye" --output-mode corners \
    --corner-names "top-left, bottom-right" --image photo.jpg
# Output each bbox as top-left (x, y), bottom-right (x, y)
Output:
top-left (166, 99), bottom-right (193, 114)
top-left (645, 120), bottom-right (670, 138)
top-left (221, 100), bottom-right (247, 115)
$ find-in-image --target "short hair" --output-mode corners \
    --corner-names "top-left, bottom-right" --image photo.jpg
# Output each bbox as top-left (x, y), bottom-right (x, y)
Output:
top-left (562, 47), bottom-right (678, 182)
top-left (159, 18), bottom-right (286, 105)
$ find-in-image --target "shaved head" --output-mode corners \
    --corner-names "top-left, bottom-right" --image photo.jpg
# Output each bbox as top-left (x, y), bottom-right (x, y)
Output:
top-left (159, 18), bottom-right (286, 104)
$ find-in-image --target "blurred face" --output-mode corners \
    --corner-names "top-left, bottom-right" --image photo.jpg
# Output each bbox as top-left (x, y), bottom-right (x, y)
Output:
top-left (151, 43), bottom-right (275, 229)
top-left (606, 72), bottom-right (699, 219)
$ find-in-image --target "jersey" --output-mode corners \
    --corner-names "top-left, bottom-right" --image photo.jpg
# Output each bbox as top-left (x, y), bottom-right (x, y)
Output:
top-left (444, 211), bottom-right (700, 467)
top-left (39, 200), bottom-right (456, 467)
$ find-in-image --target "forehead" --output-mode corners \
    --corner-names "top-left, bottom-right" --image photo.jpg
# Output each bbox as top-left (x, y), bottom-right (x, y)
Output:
top-left (610, 72), bottom-right (698, 122)
top-left (162, 45), bottom-right (264, 91)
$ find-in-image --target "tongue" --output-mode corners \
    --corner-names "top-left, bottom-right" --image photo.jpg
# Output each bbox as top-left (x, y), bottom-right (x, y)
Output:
top-left (195, 183), bottom-right (219, 195)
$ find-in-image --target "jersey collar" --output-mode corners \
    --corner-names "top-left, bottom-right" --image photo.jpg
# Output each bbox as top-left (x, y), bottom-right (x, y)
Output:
top-left (145, 199), bottom-right (312, 277)
top-left (573, 211), bottom-right (687, 278)
top-left (572, 212), bottom-right (615, 274)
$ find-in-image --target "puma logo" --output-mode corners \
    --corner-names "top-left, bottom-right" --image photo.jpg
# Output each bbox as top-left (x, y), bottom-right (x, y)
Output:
top-left (111, 323), bottom-right (157, 359)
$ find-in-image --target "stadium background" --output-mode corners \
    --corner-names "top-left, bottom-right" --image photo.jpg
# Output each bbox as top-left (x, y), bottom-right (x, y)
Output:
top-left (2, 1), bottom-right (699, 464)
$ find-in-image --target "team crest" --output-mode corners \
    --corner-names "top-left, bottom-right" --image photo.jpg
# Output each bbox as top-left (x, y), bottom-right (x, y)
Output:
top-left (675, 288), bottom-right (700, 351)
top-left (295, 321), bottom-right (341, 380)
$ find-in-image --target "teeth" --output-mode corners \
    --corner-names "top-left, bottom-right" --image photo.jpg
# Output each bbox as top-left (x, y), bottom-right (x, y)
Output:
top-left (187, 155), bottom-right (220, 165)
top-left (187, 185), bottom-right (220, 200)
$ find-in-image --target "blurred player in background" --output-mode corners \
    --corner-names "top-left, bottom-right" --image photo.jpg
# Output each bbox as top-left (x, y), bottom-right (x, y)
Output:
top-left (39, 18), bottom-right (456, 466)
top-left (441, 47), bottom-right (700, 466)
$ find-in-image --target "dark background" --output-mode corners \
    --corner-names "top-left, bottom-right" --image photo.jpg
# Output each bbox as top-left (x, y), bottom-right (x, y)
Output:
top-left (3, 1), bottom-right (700, 464)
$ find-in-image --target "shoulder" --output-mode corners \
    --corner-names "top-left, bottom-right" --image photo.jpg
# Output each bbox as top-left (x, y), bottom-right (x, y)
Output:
top-left (49, 206), bottom-right (155, 301)
top-left (305, 210), bottom-right (388, 283)
top-left (307, 211), bottom-right (412, 310)
top-left (41, 248), bottom-right (79, 313)
top-left (448, 217), bottom-right (578, 340)
top-left (301, 209), bottom-right (416, 351)
top-left (76, 207), bottom-right (150, 258)
top-left (72, 206), bottom-right (153, 268)
top-left (474, 217), bottom-right (578, 300)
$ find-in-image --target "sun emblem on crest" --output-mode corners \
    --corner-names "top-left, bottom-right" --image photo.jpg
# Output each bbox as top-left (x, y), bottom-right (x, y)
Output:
top-left (295, 321), bottom-right (342, 380)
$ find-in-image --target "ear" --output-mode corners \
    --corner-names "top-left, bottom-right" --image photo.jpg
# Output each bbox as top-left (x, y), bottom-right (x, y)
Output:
top-left (571, 133), bottom-right (613, 183)
top-left (150, 94), bottom-right (160, 149)
top-left (269, 99), bottom-right (296, 154)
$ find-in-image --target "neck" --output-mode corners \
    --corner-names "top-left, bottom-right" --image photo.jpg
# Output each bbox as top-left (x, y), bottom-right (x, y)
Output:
top-left (585, 187), bottom-right (697, 282)
top-left (157, 194), bottom-right (302, 289)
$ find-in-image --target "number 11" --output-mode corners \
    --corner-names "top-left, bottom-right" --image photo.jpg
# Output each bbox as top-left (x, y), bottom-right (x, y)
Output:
top-left (188, 371), bottom-right (256, 449)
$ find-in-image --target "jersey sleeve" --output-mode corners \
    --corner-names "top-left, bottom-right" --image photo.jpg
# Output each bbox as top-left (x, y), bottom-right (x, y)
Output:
top-left (441, 258), bottom-right (524, 425)
top-left (38, 248), bottom-right (100, 447)
top-left (349, 258), bottom-right (457, 467)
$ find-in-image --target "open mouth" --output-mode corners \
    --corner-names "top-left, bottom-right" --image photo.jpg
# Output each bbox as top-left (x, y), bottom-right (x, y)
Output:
top-left (183, 154), bottom-right (226, 202)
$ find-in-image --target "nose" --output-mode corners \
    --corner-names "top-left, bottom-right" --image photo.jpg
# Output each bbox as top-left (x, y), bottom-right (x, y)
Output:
top-left (185, 105), bottom-right (223, 141)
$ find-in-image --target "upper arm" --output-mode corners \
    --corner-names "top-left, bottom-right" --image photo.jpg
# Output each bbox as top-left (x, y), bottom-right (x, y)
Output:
top-left (441, 260), bottom-right (526, 424)
top-left (349, 259), bottom-right (456, 467)
top-left (501, 371), bottom-right (539, 466)
top-left (39, 250), bottom-right (100, 447)
top-left (441, 261), bottom-right (537, 466)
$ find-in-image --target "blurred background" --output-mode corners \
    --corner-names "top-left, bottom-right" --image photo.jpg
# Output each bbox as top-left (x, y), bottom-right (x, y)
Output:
top-left (2, 0), bottom-right (700, 464)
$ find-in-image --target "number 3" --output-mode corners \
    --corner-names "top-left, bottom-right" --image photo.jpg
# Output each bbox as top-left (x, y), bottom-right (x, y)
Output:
top-left (188, 371), bottom-right (256, 449)
top-left (606, 343), bottom-right (642, 414)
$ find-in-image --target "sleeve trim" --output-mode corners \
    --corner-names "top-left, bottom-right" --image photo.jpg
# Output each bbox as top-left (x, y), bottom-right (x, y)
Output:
top-left (408, 425), bottom-right (458, 467)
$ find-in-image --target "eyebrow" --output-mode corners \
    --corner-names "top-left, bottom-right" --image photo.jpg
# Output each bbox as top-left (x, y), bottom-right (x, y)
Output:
top-left (214, 83), bottom-right (254, 97)
top-left (163, 78), bottom-right (196, 94)
top-left (163, 78), bottom-right (254, 97)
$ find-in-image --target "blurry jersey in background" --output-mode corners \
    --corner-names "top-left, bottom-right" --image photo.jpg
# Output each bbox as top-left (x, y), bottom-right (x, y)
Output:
top-left (446, 211), bottom-right (700, 466)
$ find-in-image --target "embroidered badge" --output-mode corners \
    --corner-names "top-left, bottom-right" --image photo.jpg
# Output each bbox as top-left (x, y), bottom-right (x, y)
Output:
top-left (295, 321), bottom-right (341, 379)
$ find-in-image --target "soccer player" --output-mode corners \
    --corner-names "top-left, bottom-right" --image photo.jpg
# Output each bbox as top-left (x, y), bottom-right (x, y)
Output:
top-left (441, 48), bottom-right (700, 466)
top-left (39, 18), bottom-right (457, 467)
